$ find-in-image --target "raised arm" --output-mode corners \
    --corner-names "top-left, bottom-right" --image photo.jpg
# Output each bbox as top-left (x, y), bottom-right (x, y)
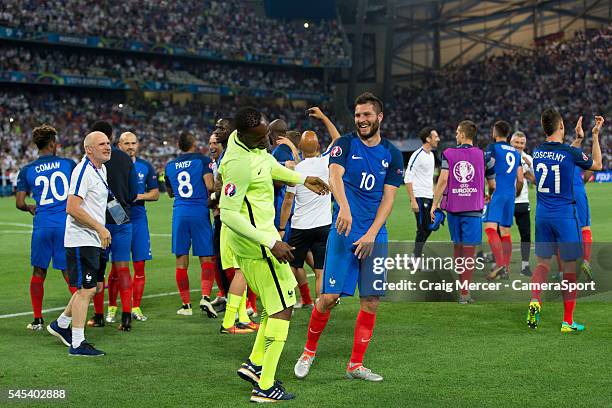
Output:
top-left (589, 116), bottom-right (604, 171)
top-left (308, 107), bottom-right (341, 147)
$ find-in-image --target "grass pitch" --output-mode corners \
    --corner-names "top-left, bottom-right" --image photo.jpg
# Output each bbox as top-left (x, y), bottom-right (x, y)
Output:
top-left (1, 184), bottom-right (611, 407)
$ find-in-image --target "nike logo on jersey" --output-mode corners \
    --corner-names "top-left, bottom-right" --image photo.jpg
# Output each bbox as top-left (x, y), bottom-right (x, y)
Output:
top-left (257, 168), bottom-right (262, 175)
top-left (351, 155), bottom-right (363, 160)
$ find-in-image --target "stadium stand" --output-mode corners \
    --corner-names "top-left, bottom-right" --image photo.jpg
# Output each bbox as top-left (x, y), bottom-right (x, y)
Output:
top-left (0, 0), bottom-right (349, 66)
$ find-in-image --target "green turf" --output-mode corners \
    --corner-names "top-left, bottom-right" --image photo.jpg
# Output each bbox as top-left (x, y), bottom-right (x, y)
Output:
top-left (1, 184), bottom-right (611, 407)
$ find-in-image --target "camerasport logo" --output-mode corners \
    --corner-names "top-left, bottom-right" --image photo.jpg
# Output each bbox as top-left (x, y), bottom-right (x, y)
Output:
top-left (224, 183), bottom-right (236, 197)
top-left (330, 146), bottom-right (343, 157)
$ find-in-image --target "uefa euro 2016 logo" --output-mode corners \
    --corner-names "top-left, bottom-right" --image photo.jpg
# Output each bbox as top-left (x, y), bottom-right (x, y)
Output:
top-left (453, 161), bottom-right (475, 183)
top-left (330, 146), bottom-right (342, 157)
top-left (224, 183), bottom-right (236, 197)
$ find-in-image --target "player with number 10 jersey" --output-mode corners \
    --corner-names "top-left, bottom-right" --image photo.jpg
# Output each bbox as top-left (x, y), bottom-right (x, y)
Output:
top-left (295, 93), bottom-right (404, 383)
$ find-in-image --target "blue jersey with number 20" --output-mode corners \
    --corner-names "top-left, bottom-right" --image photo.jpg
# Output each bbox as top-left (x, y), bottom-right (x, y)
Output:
top-left (533, 142), bottom-right (592, 219)
top-left (16, 154), bottom-right (75, 228)
top-left (328, 133), bottom-right (404, 235)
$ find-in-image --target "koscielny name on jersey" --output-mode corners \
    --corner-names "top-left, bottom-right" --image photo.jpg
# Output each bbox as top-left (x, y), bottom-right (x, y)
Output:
top-left (35, 162), bottom-right (60, 173)
top-left (175, 160), bottom-right (192, 169)
top-left (533, 151), bottom-right (566, 162)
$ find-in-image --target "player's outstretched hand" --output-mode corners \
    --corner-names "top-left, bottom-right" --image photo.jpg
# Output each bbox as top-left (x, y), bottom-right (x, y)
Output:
top-left (307, 107), bottom-right (327, 121)
top-left (336, 205), bottom-right (352, 237)
top-left (97, 226), bottom-right (112, 249)
top-left (593, 116), bottom-right (605, 136)
top-left (304, 176), bottom-right (330, 195)
top-left (575, 116), bottom-right (585, 140)
top-left (271, 240), bottom-right (295, 263)
top-left (353, 231), bottom-right (376, 260)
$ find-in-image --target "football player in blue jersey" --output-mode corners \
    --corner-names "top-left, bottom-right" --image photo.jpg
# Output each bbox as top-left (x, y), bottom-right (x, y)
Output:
top-left (295, 92), bottom-right (404, 382)
top-left (484, 120), bottom-right (524, 280)
top-left (16, 125), bottom-right (76, 330)
top-left (117, 132), bottom-right (159, 322)
top-left (527, 110), bottom-right (603, 333)
top-left (165, 131), bottom-right (217, 318)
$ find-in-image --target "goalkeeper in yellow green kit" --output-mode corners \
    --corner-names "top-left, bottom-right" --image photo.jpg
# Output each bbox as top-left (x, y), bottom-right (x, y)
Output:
top-left (219, 107), bottom-right (329, 403)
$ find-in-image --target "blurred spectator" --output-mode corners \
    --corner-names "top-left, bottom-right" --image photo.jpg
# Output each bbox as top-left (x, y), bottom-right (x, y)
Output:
top-left (383, 25), bottom-right (611, 163)
top-left (0, 0), bottom-right (349, 66)
top-left (0, 90), bottom-right (341, 173)
top-left (0, 46), bottom-right (335, 94)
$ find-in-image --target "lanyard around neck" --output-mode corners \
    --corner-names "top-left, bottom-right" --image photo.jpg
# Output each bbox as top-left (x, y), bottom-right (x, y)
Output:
top-left (86, 158), bottom-right (115, 200)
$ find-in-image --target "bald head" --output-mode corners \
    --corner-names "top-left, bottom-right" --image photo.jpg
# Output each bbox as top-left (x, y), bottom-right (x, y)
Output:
top-left (118, 131), bottom-right (139, 159)
top-left (84, 131), bottom-right (107, 148)
top-left (84, 131), bottom-right (111, 165)
top-left (299, 130), bottom-right (320, 157)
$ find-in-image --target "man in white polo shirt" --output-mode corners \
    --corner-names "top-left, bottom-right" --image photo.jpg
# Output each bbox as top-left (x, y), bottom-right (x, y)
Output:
top-left (405, 126), bottom-right (440, 259)
top-left (279, 121), bottom-right (340, 307)
top-left (47, 131), bottom-right (112, 357)
top-left (510, 131), bottom-right (536, 276)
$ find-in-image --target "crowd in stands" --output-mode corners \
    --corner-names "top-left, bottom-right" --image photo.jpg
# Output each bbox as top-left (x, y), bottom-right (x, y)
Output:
top-left (0, 0), bottom-right (349, 66)
top-left (0, 90), bottom-right (340, 182)
top-left (383, 25), bottom-right (611, 167)
top-left (0, 46), bottom-right (333, 95)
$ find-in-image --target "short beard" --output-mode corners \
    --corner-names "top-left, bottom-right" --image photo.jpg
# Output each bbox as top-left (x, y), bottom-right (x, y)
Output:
top-left (356, 119), bottom-right (380, 140)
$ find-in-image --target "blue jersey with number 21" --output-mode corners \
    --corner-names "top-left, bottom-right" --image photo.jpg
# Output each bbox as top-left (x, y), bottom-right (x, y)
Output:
top-left (533, 142), bottom-right (592, 219)
top-left (328, 133), bottom-right (404, 234)
top-left (16, 154), bottom-right (75, 228)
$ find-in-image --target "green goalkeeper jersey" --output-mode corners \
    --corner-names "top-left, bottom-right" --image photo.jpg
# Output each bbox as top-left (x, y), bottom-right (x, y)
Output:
top-left (219, 131), bottom-right (304, 259)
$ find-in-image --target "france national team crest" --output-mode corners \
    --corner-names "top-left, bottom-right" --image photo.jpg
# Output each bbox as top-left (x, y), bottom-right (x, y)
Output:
top-left (453, 161), bottom-right (475, 183)
top-left (330, 145), bottom-right (342, 157)
top-left (224, 183), bottom-right (236, 197)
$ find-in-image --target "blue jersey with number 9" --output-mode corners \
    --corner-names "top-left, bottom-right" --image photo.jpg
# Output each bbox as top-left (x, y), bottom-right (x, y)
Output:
top-left (328, 133), bottom-right (404, 235)
top-left (484, 142), bottom-right (521, 197)
top-left (165, 152), bottom-right (212, 217)
top-left (16, 155), bottom-right (76, 228)
top-left (533, 142), bottom-right (592, 219)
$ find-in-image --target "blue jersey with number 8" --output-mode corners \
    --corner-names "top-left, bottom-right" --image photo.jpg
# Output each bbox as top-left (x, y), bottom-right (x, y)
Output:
top-left (484, 142), bottom-right (521, 197)
top-left (328, 133), bottom-right (404, 235)
top-left (17, 154), bottom-right (75, 228)
top-left (165, 153), bottom-right (212, 217)
top-left (533, 142), bottom-right (592, 219)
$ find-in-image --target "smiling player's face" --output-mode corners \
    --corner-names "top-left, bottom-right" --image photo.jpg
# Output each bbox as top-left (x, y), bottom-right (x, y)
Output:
top-left (354, 103), bottom-right (382, 140)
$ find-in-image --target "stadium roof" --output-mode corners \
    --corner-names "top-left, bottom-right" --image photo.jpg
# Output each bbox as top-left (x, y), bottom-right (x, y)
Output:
top-left (338, 0), bottom-right (611, 90)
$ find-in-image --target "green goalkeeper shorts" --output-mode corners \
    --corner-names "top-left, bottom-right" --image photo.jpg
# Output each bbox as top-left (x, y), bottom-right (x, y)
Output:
top-left (220, 224), bottom-right (240, 271)
top-left (234, 254), bottom-right (297, 315)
